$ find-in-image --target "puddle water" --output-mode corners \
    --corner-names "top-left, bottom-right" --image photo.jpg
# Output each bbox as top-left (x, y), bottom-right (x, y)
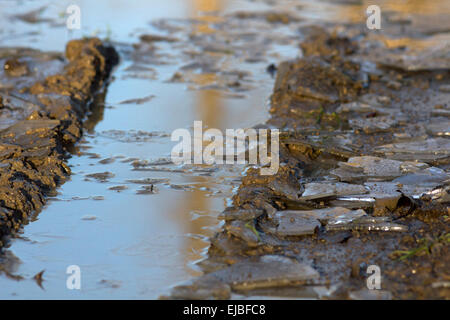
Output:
top-left (0, 0), bottom-right (448, 299)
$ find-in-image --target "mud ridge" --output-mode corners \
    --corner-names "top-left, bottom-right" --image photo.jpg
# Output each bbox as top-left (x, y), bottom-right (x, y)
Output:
top-left (0, 38), bottom-right (118, 248)
top-left (168, 25), bottom-right (450, 300)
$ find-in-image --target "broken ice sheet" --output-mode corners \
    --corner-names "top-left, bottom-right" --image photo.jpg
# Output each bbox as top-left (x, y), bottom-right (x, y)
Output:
top-left (427, 121), bottom-right (450, 136)
top-left (169, 255), bottom-right (319, 299)
top-left (331, 166), bottom-right (448, 210)
top-left (369, 35), bottom-right (450, 71)
top-left (268, 212), bottom-right (321, 237)
top-left (122, 64), bottom-right (158, 80)
top-left (119, 94), bottom-right (155, 105)
top-left (98, 129), bottom-right (168, 143)
top-left (365, 178), bottom-right (446, 199)
top-left (331, 156), bottom-right (404, 182)
top-left (349, 289), bottom-right (392, 300)
top-left (331, 156), bottom-right (448, 183)
top-left (1, 119), bottom-right (60, 138)
top-left (136, 185), bottom-right (158, 194)
top-left (225, 220), bottom-right (260, 247)
top-left (265, 207), bottom-right (367, 237)
top-left (13, 6), bottom-right (52, 24)
top-left (336, 101), bottom-right (378, 113)
top-left (226, 255), bottom-right (319, 290)
top-left (126, 178), bottom-right (169, 185)
top-left (424, 186), bottom-right (450, 203)
top-left (299, 182), bottom-right (368, 201)
top-left (169, 277), bottom-right (231, 300)
top-left (326, 216), bottom-right (407, 232)
top-left (218, 207), bottom-right (264, 221)
top-left (333, 177), bottom-right (448, 212)
top-left (132, 158), bottom-right (173, 167)
top-left (439, 84), bottom-right (450, 93)
top-left (349, 116), bottom-right (398, 133)
top-left (326, 209), bottom-right (367, 226)
top-left (85, 171), bottom-right (115, 182)
top-left (431, 109), bottom-right (450, 119)
top-left (394, 168), bottom-right (449, 186)
top-left (374, 138), bottom-right (450, 162)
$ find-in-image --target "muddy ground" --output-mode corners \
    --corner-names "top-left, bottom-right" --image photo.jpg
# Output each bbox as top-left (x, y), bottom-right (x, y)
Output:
top-left (166, 12), bottom-right (450, 300)
top-left (0, 38), bottom-right (118, 258)
top-left (0, 1), bottom-right (449, 299)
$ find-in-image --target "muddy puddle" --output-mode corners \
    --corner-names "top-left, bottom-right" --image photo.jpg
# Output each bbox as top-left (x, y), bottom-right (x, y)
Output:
top-left (0, 0), bottom-right (297, 298)
top-left (0, 0), bottom-right (449, 299)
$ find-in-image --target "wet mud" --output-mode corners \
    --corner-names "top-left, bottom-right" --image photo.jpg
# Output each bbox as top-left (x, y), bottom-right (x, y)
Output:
top-left (168, 8), bottom-right (450, 300)
top-left (1, 0), bottom-right (449, 299)
top-left (0, 38), bottom-right (118, 251)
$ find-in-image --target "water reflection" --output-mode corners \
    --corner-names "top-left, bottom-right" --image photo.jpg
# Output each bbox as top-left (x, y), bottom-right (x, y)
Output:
top-left (0, 0), bottom-right (448, 299)
top-left (177, 0), bottom-right (225, 276)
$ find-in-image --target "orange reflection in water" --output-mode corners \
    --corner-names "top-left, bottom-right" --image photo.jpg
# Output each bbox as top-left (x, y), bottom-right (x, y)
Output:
top-left (173, 0), bottom-right (226, 277)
